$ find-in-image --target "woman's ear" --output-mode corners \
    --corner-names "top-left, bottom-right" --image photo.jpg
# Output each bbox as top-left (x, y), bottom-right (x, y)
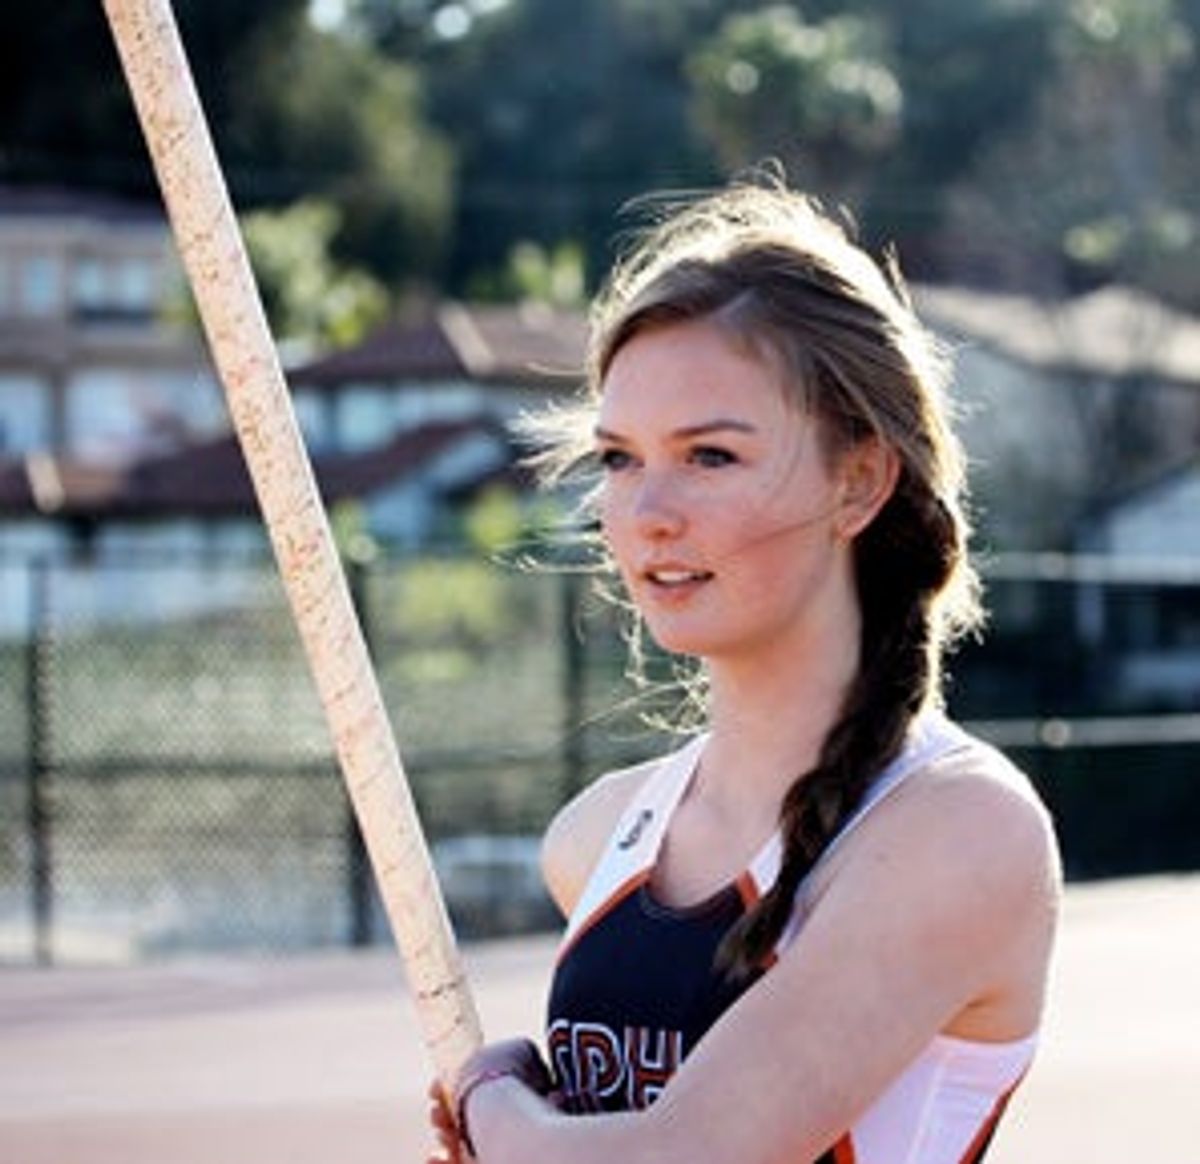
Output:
top-left (833, 437), bottom-right (900, 541)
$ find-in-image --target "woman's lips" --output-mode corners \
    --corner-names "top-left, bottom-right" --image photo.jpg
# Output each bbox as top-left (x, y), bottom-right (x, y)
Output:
top-left (642, 565), bottom-right (714, 588)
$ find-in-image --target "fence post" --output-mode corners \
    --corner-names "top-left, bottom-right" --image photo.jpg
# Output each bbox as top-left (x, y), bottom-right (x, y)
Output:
top-left (343, 547), bottom-right (375, 946)
top-left (26, 557), bottom-right (54, 967)
top-left (560, 571), bottom-right (586, 801)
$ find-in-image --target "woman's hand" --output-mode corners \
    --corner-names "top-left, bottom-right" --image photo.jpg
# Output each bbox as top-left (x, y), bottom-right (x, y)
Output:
top-left (426, 1038), bottom-right (556, 1163)
top-left (427, 1079), bottom-right (469, 1164)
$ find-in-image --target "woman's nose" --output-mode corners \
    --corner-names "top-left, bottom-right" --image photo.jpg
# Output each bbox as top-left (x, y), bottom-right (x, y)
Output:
top-left (633, 473), bottom-right (686, 539)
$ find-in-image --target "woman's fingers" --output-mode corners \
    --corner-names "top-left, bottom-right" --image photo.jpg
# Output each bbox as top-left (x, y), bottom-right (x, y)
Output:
top-left (427, 1078), bottom-right (466, 1163)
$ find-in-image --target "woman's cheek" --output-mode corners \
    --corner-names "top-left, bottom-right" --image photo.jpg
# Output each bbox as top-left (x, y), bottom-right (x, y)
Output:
top-left (597, 483), bottom-right (632, 539)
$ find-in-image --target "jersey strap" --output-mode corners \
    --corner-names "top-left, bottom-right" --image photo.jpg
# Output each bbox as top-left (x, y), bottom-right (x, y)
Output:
top-left (562, 711), bottom-right (971, 957)
top-left (559, 733), bottom-right (708, 955)
top-left (746, 711), bottom-right (973, 912)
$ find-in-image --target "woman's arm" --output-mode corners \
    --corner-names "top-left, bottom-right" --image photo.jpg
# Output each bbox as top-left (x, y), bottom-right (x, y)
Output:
top-left (468, 760), bottom-right (1060, 1164)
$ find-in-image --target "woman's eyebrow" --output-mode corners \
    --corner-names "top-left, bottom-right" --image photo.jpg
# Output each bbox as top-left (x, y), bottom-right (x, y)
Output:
top-left (672, 419), bottom-right (758, 439)
top-left (593, 418), bottom-right (758, 443)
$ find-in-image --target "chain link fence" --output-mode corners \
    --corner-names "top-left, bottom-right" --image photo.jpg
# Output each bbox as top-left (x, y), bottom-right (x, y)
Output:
top-left (1, 549), bottom-right (1197, 965)
top-left (0, 548), bottom-right (669, 964)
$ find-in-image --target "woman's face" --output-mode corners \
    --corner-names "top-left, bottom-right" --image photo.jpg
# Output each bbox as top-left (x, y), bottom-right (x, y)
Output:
top-left (595, 317), bottom-right (867, 666)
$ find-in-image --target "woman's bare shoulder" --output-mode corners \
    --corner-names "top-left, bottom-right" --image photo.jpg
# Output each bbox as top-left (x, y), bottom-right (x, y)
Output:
top-left (881, 735), bottom-right (1061, 883)
top-left (792, 736), bottom-right (1061, 1041)
top-left (921, 735), bottom-right (1058, 840)
top-left (810, 734), bottom-right (1062, 955)
top-left (540, 755), bottom-right (661, 918)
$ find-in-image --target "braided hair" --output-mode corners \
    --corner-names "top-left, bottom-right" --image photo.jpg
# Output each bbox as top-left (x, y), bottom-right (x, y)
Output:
top-left (534, 177), bottom-right (983, 978)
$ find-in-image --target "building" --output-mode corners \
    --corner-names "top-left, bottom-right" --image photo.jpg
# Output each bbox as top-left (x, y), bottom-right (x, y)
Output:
top-left (1070, 459), bottom-right (1200, 712)
top-left (7, 182), bottom-right (1190, 559)
top-left (1076, 458), bottom-right (1200, 561)
top-left (0, 187), bottom-right (582, 632)
top-left (916, 284), bottom-right (1200, 549)
top-left (287, 299), bottom-right (586, 454)
top-left (0, 187), bottom-right (585, 568)
top-left (0, 185), bottom-right (224, 463)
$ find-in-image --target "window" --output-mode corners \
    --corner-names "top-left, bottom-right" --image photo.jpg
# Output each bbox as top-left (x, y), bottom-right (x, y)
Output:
top-left (70, 252), bottom-right (162, 319)
top-left (115, 257), bottom-right (155, 313)
top-left (73, 257), bottom-right (108, 313)
top-left (18, 255), bottom-right (61, 316)
top-left (0, 376), bottom-right (51, 453)
top-left (66, 369), bottom-right (137, 455)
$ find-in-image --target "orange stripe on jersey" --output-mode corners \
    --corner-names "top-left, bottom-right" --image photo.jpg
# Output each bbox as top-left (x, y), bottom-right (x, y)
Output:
top-left (734, 870), bottom-right (760, 908)
top-left (556, 870), bottom-right (652, 965)
top-left (957, 1076), bottom-right (1022, 1164)
top-left (831, 1133), bottom-right (857, 1164)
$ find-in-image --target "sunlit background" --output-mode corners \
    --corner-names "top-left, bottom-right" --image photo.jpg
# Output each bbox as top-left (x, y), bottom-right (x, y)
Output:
top-left (1, 0), bottom-right (1198, 963)
top-left (0, 4), bottom-right (1197, 1162)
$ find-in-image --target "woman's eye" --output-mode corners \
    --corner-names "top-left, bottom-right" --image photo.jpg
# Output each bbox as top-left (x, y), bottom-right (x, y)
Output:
top-left (596, 447), bottom-right (634, 472)
top-left (691, 445), bottom-right (737, 468)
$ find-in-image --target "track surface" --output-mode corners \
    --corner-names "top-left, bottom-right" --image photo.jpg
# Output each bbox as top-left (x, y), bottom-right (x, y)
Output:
top-left (2, 875), bottom-right (1196, 1163)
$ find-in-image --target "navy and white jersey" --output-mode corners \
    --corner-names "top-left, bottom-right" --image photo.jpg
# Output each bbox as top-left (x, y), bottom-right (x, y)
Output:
top-left (545, 713), bottom-right (1037, 1163)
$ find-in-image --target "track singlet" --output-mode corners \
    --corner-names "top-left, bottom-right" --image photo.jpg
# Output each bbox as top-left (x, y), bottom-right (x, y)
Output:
top-left (546, 713), bottom-right (1037, 1163)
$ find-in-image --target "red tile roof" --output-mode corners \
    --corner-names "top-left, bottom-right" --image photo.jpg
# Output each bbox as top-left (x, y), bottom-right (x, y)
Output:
top-left (0, 418), bottom-right (513, 521)
top-left (289, 302), bottom-right (587, 389)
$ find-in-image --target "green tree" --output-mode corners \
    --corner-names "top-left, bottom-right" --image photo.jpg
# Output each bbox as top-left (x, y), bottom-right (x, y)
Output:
top-left (468, 239), bottom-right (587, 307)
top-left (1, 0), bottom-right (452, 292)
top-left (2, 0), bottom-right (305, 190)
top-left (412, 0), bottom-right (719, 291)
top-left (858, 0), bottom-right (1057, 263)
top-left (396, 0), bottom-right (1058, 289)
top-left (227, 17), bottom-right (454, 286)
top-left (687, 5), bottom-right (901, 209)
top-left (942, 0), bottom-right (1198, 303)
top-left (241, 199), bottom-right (389, 351)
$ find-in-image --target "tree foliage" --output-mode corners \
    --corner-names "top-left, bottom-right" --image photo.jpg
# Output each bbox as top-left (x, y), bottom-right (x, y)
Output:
top-left (4, 0), bottom-right (1199, 310)
top-left (688, 6), bottom-right (901, 207)
top-left (412, 0), bottom-right (721, 288)
top-left (224, 19), bottom-right (453, 284)
top-left (1, 0), bottom-right (451, 290)
top-left (942, 0), bottom-right (1199, 305)
top-left (241, 199), bottom-right (389, 351)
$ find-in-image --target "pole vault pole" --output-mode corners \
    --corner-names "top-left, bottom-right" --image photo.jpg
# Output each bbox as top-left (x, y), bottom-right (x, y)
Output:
top-left (101, 0), bottom-right (483, 1085)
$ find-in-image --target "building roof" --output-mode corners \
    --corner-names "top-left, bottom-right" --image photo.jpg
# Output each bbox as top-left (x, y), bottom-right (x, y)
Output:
top-left (290, 286), bottom-right (1200, 395)
top-left (1080, 453), bottom-right (1200, 522)
top-left (0, 418), bottom-right (512, 522)
top-left (288, 301), bottom-right (588, 390)
top-left (915, 284), bottom-right (1200, 388)
top-left (0, 185), bottom-right (164, 227)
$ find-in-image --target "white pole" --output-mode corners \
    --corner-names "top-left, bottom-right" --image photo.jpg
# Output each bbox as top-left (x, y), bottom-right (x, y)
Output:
top-left (101, 0), bottom-right (484, 1085)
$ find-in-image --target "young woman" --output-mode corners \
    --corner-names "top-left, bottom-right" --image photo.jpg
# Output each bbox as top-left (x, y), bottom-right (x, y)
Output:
top-left (428, 178), bottom-right (1061, 1164)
